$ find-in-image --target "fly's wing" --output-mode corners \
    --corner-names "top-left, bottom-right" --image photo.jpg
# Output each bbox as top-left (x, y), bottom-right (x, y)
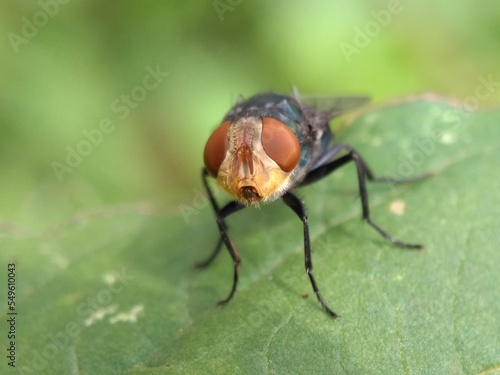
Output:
top-left (292, 88), bottom-right (370, 170)
top-left (293, 87), bottom-right (370, 127)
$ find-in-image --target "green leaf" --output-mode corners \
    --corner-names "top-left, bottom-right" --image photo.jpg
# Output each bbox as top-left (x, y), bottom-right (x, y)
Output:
top-left (2, 100), bottom-right (499, 375)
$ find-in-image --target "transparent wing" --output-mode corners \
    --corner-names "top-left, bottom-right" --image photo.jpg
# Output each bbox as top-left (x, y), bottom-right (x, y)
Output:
top-left (292, 87), bottom-right (370, 127)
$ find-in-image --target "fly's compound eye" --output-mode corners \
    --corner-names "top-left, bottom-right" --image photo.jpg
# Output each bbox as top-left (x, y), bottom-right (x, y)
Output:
top-left (203, 120), bottom-right (231, 177)
top-left (261, 117), bottom-right (300, 172)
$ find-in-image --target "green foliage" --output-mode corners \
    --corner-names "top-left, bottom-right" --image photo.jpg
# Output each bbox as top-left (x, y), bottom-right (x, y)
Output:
top-left (2, 101), bottom-right (499, 374)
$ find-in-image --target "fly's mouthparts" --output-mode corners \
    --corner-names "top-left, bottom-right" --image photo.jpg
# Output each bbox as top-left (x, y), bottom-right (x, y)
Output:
top-left (240, 186), bottom-right (259, 203)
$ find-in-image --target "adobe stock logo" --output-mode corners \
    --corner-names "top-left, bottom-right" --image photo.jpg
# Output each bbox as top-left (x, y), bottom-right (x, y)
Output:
top-left (213, 0), bottom-right (243, 21)
top-left (51, 64), bottom-right (169, 181)
top-left (381, 74), bottom-right (500, 185)
top-left (7, 0), bottom-right (71, 53)
top-left (340, 0), bottom-right (411, 63)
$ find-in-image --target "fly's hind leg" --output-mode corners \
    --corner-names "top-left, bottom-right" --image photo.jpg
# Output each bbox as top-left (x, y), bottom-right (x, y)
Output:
top-left (302, 144), bottom-right (428, 249)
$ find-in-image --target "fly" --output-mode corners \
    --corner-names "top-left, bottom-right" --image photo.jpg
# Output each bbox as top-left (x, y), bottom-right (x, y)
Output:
top-left (199, 88), bottom-right (428, 319)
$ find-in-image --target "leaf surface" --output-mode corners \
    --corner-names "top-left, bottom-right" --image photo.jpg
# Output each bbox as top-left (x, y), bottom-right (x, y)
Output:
top-left (2, 101), bottom-right (499, 375)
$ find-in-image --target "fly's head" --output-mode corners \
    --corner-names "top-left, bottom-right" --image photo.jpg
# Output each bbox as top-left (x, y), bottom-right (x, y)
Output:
top-left (203, 116), bottom-right (300, 206)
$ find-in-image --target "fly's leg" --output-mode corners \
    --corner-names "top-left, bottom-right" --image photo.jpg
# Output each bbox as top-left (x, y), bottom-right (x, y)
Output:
top-left (302, 146), bottom-right (431, 187)
top-left (350, 150), bottom-right (423, 248)
top-left (194, 237), bottom-right (224, 269)
top-left (351, 154), bottom-right (431, 185)
top-left (282, 192), bottom-right (339, 319)
top-left (199, 168), bottom-right (246, 306)
top-left (195, 168), bottom-right (225, 269)
top-left (302, 144), bottom-right (427, 249)
top-left (213, 200), bottom-right (245, 306)
top-left (194, 168), bottom-right (227, 268)
top-left (202, 168), bottom-right (221, 214)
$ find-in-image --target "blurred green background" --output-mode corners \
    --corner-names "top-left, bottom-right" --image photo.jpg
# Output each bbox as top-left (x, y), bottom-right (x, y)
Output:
top-left (1, 0), bottom-right (499, 231)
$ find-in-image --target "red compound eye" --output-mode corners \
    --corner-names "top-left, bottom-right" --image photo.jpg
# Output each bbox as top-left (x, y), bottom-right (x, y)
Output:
top-left (203, 121), bottom-right (231, 177)
top-left (261, 117), bottom-right (300, 172)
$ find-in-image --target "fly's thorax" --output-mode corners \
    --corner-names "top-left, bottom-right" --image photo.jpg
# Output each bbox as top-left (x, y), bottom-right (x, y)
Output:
top-left (213, 116), bottom-right (300, 206)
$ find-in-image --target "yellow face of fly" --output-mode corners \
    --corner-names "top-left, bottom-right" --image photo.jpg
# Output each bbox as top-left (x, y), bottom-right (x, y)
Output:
top-left (203, 116), bottom-right (301, 206)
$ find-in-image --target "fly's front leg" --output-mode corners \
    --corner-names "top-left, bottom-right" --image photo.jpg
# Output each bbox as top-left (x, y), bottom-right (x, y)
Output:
top-left (213, 200), bottom-right (245, 306)
top-left (199, 168), bottom-right (246, 306)
top-left (195, 237), bottom-right (224, 269)
top-left (202, 168), bottom-right (221, 214)
top-left (196, 168), bottom-right (226, 269)
top-left (282, 192), bottom-right (339, 319)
